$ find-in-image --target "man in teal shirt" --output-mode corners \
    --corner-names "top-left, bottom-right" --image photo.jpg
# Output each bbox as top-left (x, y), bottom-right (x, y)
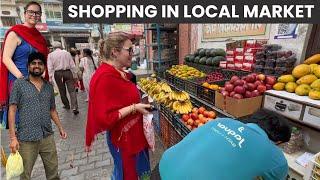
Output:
top-left (159, 109), bottom-right (291, 180)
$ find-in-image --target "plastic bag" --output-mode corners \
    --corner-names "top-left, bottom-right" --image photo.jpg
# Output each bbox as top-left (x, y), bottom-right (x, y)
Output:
top-left (6, 151), bottom-right (24, 180)
top-left (143, 114), bottom-right (155, 152)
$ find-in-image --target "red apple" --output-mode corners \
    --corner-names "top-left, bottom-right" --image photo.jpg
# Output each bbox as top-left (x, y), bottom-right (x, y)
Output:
top-left (191, 113), bottom-right (198, 120)
top-left (230, 76), bottom-right (240, 84)
top-left (225, 84), bottom-right (234, 92)
top-left (257, 74), bottom-right (266, 81)
top-left (254, 81), bottom-right (264, 87)
top-left (230, 91), bottom-right (236, 97)
top-left (265, 76), bottom-right (276, 85)
top-left (233, 94), bottom-right (243, 99)
top-left (234, 86), bottom-right (246, 94)
top-left (252, 90), bottom-right (260, 97)
top-left (247, 83), bottom-right (257, 91)
top-left (244, 91), bottom-right (253, 98)
top-left (257, 85), bottom-right (267, 93)
top-left (250, 73), bottom-right (257, 79)
top-left (243, 83), bottom-right (249, 90)
top-left (266, 84), bottom-right (272, 90)
top-left (245, 75), bottom-right (255, 83)
top-left (234, 79), bottom-right (245, 86)
top-left (182, 114), bottom-right (190, 122)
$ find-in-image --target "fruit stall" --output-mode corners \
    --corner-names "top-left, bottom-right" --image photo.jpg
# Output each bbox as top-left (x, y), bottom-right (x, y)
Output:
top-left (137, 41), bottom-right (320, 180)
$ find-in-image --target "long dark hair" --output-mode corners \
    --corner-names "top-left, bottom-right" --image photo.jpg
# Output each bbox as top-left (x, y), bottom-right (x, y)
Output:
top-left (83, 48), bottom-right (96, 70)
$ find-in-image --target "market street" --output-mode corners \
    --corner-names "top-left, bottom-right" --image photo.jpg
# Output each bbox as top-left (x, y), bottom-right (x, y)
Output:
top-left (1, 91), bottom-right (164, 180)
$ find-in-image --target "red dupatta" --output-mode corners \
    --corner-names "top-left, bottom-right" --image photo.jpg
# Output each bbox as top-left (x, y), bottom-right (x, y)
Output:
top-left (85, 63), bottom-right (148, 154)
top-left (0, 24), bottom-right (48, 105)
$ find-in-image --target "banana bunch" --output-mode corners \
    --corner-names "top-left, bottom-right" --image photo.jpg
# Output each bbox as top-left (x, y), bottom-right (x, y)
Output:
top-left (172, 100), bottom-right (193, 114)
top-left (148, 84), bottom-right (161, 97)
top-left (160, 83), bottom-right (172, 93)
top-left (169, 91), bottom-right (190, 101)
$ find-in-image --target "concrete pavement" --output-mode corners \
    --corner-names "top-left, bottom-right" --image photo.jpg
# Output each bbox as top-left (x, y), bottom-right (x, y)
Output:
top-left (1, 91), bottom-right (164, 180)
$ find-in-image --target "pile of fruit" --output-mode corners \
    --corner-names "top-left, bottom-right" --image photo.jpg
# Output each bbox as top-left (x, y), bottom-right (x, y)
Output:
top-left (180, 107), bottom-right (217, 130)
top-left (138, 78), bottom-right (193, 114)
top-left (167, 65), bottom-right (206, 80)
top-left (273, 62), bottom-right (320, 100)
top-left (219, 73), bottom-right (276, 99)
top-left (202, 82), bottom-right (220, 91)
top-left (205, 71), bottom-right (225, 82)
top-left (184, 48), bottom-right (226, 67)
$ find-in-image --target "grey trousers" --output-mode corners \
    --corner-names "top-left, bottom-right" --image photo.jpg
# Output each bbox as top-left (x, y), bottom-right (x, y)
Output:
top-left (54, 70), bottom-right (78, 110)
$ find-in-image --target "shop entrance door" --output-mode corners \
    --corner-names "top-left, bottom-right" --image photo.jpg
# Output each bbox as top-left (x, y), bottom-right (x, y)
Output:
top-left (305, 24), bottom-right (320, 58)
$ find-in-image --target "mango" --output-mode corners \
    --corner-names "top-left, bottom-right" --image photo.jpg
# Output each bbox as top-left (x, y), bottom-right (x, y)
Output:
top-left (285, 82), bottom-right (298, 93)
top-left (313, 66), bottom-right (320, 78)
top-left (296, 74), bottom-right (318, 85)
top-left (273, 82), bottom-right (285, 91)
top-left (292, 64), bottom-right (311, 79)
top-left (309, 90), bottom-right (320, 100)
top-left (310, 64), bottom-right (319, 74)
top-left (311, 79), bottom-right (320, 90)
top-left (304, 54), bottom-right (320, 64)
top-left (295, 84), bottom-right (311, 96)
top-left (277, 75), bottom-right (296, 83)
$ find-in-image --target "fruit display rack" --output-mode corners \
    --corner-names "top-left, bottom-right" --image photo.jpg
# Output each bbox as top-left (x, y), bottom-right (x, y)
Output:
top-left (160, 76), bottom-right (235, 119)
top-left (164, 71), bottom-right (226, 106)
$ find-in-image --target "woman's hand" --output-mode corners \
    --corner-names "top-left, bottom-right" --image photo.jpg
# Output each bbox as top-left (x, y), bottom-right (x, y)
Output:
top-left (135, 103), bottom-right (151, 115)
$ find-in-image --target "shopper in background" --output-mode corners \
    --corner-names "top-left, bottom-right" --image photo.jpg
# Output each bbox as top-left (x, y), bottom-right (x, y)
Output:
top-left (159, 109), bottom-right (292, 180)
top-left (8, 52), bottom-right (67, 180)
top-left (70, 48), bottom-right (84, 92)
top-left (0, 1), bottom-right (48, 128)
top-left (79, 48), bottom-right (97, 102)
top-left (133, 41), bottom-right (141, 66)
top-left (85, 32), bottom-right (152, 180)
top-left (47, 41), bottom-right (79, 115)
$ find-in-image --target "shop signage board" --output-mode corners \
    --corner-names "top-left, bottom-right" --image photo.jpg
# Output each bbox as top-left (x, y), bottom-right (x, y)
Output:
top-left (274, 24), bottom-right (298, 39)
top-left (111, 24), bottom-right (132, 32)
top-left (202, 24), bottom-right (268, 41)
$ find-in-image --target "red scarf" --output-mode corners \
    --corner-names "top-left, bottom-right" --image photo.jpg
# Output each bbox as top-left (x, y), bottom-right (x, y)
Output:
top-left (0, 24), bottom-right (48, 105)
top-left (85, 63), bottom-right (148, 153)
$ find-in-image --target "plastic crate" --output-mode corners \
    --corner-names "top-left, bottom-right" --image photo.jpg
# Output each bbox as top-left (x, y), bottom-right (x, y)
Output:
top-left (184, 79), bottom-right (198, 96)
top-left (173, 76), bottom-right (185, 90)
top-left (174, 115), bottom-right (191, 138)
top-left (160, 112), bottom-right (170, 148)
top-left (196, 80), bottom-right (226, 105)
top-left (164, 72), bottom-right (174, 84)
top-left (168, 121), bottom-right (183, 147)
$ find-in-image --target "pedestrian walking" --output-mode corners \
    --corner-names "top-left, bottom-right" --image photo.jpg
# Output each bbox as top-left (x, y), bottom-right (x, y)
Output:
top-left (8, 52), bottom-right (67, 180)
top-left (47, 41), bottom-right (79, 115)
top-left (70, 48), bottom-right (84, 92)
top-left (85, 32), bottom-right (152, 180)
top-left (79, 49), bottom-right (97, 102)
top-left (0, 1), bottom-right (48, 128)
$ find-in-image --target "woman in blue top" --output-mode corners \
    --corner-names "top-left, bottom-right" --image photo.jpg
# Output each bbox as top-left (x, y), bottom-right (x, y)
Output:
top-left (0, 1), bottom-right (48, 128)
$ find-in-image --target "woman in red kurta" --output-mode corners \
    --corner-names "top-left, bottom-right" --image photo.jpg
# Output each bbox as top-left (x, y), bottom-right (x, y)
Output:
top-left (85, 32), bottom-right (151, 180)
